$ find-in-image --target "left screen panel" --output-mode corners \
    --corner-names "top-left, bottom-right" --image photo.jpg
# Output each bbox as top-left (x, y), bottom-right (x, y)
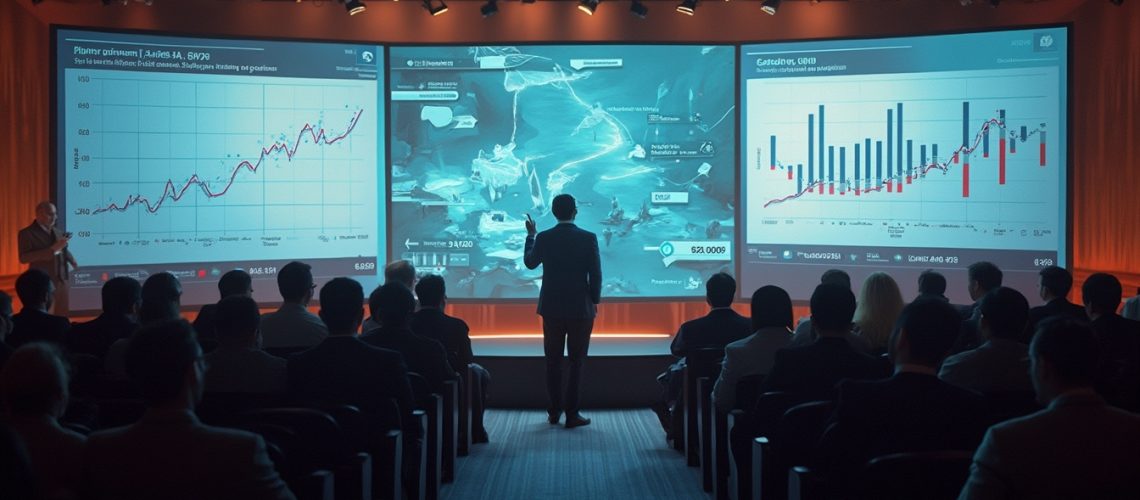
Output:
top-left (55, 29), bottom-right (386, 312)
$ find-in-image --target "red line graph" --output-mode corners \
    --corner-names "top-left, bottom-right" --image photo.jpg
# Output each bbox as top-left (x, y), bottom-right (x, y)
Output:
top-left (762, 116), bottom-right (1047, 208)
top-left (93, 109), bottom-right (365, 215)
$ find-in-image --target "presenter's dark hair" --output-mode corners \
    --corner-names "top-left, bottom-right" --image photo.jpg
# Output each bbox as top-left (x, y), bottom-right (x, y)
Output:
top-left (1037, 265), bottom-right (1073, 299)
top-left (895, 298), bottom-right (961, 365)
top-left (319, 278), bottom-right (364, 333)
top-left (705, 272), bottom-right (736, 308)
top-left (125, 319), bottom-right (200, 405)
top-left (15, 269), bottom-right (53, 308)
top-left (551, 194), bottom-right (576, 221)
top-left (102, 277), bottom-right (141, 316)
top-left (751, 285), bottom-right (793, 331)
top-left (215, 296), bottom-right (261, 341)
top-left (968, 261), bottom-right (1003, 292)
top-left (372, 283), bottom-right (416, 326)
top-left (218, 270), bottom-right (253, 298)
top-left (140, 273), bottom-right (181, 324)
top-left (810, 283), bottom-right (856, 332)
top-left (277, 261), bottom-right (314, 303)
top-left (918, 270), bottom-right (947, 296)
top-left (820, 269), bottom-right (852, 291)
top-left (415, 275), bottom-right (446, 308)
top-left (1032, 316), bottom-right (1099, 385)
top-left (1081, 272), bottom-right (1122, 314)
top-left (980, 287), bottom-right (1030, 341)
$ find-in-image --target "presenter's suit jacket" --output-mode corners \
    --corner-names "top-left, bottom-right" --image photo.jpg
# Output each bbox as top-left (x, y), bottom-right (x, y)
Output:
top-left (523, 222), bottom-right (602, 319)
top-left (17, 221), bottom-right (73, 283)
top-left (958, 392), bottom-right (1140, 500)
top-left (84, 409), bottom-right (296, 500)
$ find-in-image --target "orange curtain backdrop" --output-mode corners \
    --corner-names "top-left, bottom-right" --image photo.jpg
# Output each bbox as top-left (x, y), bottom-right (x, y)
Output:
top-left (1, 0), bottom-right (1137, 329)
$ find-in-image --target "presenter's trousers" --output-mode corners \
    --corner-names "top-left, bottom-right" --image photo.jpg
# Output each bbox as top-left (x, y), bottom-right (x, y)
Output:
top-left (542, 316), bottom-right (594, 417)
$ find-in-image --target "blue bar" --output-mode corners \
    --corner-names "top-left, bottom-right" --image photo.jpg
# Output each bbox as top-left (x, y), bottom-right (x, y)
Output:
top-left (887, 108), bottom-right (893, 183)
top-left (797, 164), bottom-right (803, 193)
top-left (933, 144), bottom-right (939, 164)
top-left (963, 101), bottom-right (970, 148)
top-left (808, 114), bottom-right (815, 186)
top-left (770, 135), bottom-right (776, 169)
top-left (983, 127), bottom-right (990, 157)
top-left (897, 103), bottom-right (903, 180)
top-left (864, 138), bottom-right (872, 189)
top-left (840, 146), bottom-right (846, 190)
top-left (906, 140), bottom-right (913, 179)
top-left (876, 140), bottom-right (883, 186)
top-left (828, 146), bottom-right (835, 185)
top-left (819, 105), bottom-right (826, 189)
top-left (1010, 135), bottom-right (1016, 153)
top-left (1020, 125), bottom-right (1027, 141)
top-left (855, 143), bottom-right (861, 184)
top-left (921, 144), bottom-right (927, 168)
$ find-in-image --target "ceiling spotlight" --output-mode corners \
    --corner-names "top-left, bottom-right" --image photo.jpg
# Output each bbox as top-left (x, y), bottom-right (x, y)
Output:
top-left (676, 0), bottom-right (697, 15)
top-left (578, 0), bottom-right (600, 15)
top-left (480, 0), bottom-right (498, 17)
top-left (344, 0), bottom-right (366, 15)
top-left (630, 0), bottom-right (648, 18)
top-left (422, 0), bottom-right (448, 15)
top-left (760, 0), bottom-right (780, 15)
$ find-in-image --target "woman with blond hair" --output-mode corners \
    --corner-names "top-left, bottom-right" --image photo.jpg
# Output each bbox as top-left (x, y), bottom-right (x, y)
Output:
top-left (853, 272), bottom-right (905, 354)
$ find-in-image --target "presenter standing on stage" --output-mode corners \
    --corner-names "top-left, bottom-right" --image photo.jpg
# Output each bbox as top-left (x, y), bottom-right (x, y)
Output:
top-left (18, 202), bottom-right (77, 315)
top-left (524, 194), bottom-right (602, 429)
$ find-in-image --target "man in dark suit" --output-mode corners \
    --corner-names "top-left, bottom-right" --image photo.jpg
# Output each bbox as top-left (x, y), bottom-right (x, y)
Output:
top-left (68, 277), bottom-right (141, 360)
top-left (193, 269), bottom-right (253, 347)
top-left (7, 269), bottom-right (71, 348)
top-left (759, 283), bottom-right (889, 401)
top-left (1082, 273), bottom-right (1140, 412)
top-left (940, 287), bottom-right (1033, 394)
top-left (915, 269), bottom-right (951, 303)
top-left (287, 277), bottom-right (422, 447)
top-left (17, 202), bottom-right (77, 315)
top-left (523, 193), bottom-right (602, 428)
top-left (363, 283), bottom-right (456, 393)
top-left (84, 319), bottom-right (296, 500)
top-left (954, 261), bottom-right (1004, 354)
top-left (958, 317), bottom-right (1140, 499)
top-left (1025, 266), bottom-right (1086, 341)
top-left (819, 298), bottom-right (989, 490)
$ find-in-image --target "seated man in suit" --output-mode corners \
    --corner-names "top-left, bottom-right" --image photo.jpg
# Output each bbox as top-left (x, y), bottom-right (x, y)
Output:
top-left (68, 277), bottom-right (141, 360)
top-left (7, 269), bottom-right (70, 348)
top-left (915, 269), bottom-right (951, 303)
top-left (954, 262), bottom-right (1004, 354)
top-left (260, 261), bottom-right (328, 350)
top-left (287, 277), bottom-right (422, 453)
top-left (0, 343), bottom-right (85, 499)
top-left (84, 319), bottom-right (296, 500)
top-left (203, 295), bottom-right (286, 395)
top-left (1082, 273), bottom-right (1140, 412)
top-left (958, 317), bottom-right (1140, 499)
top-left (712, 285), bottom-right (794, 412)
top-left (411, 274), bottom-right (491, 442)
top-left (940, 287), bottom-right (1033, 394)
top-left (362, 283), bottom-right (456, 394)
top-left (1025, 266), bottom-right (1087, 341)
top-left (363, 260), bottom-right (418, 332)
top-left (193, 269), bottom-right (254, 347)
top-left (789, 269), bottom-right (868, 350)
top-left (818, 298), bottom-right (989, 490)
top-left (760, 283), bottom-right (889, 401)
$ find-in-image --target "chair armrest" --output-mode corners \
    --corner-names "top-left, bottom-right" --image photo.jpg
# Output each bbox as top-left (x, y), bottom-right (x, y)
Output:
top-left (788, 466), bottom-right (826, 500)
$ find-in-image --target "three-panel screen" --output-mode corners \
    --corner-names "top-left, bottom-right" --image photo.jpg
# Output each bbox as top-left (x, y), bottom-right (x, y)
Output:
top-left (54, 27), bottom-right (1068, 311)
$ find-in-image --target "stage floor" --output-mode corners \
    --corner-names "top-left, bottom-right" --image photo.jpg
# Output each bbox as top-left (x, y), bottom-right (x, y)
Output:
top-left (472, 334), bottom-right (674, 357)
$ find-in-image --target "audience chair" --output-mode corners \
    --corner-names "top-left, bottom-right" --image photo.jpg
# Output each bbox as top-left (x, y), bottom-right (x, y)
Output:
top-left (409, 373), bottom-right (443, 500)
top-left (440, 379), bottom-right (459, 484)
top-left (684, 348), bottom-right (727, 465)
top-left (859, 450), bottom-right (974, 500)
top-left (712, 374), bottom-right (764, 500)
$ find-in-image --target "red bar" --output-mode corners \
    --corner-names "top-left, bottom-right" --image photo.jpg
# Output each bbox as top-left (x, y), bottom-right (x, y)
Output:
top-left (840, 190), bottom-right (845, 196)
top-left (953, 152), bottom-right (959, 164)
top-left (897, 180), bottom-right (903, 193)
top-left (983, 152), bottom-right (989, 158)
top-left (855, 189), bottom-right (861, 196)
top-left (787, 169), bottom-right (793, 180)
top-left (887, 181), bottom-right (893, 193)
top-left (999, 138), bottom-right (1007, 184)
top-left (818, 184), bottom-right (824, 194)
top-left (771, 165), bottom-right (776, 170)
top-left (963, 163), bottom-right (970, 198)
top-left (906, 175), bottom-right (913, 184)
top-left (829, 184), bottom-right (835, 195)
top-left (1040, 143), bottom-right (1046, 167)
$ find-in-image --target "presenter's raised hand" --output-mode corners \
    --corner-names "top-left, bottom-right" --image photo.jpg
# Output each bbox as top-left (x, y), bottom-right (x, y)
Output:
top-left (525, 213), bottom-right (537, 236)
top-left (50, 236), bottom-right (70, 253)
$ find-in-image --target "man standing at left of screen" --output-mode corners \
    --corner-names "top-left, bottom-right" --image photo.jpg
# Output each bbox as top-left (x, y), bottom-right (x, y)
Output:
top-left (18, 201), bottom-right (78, 315)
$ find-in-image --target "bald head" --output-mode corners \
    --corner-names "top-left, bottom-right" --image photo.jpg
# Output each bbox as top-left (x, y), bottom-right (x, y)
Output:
top-left (35, 202), bottom-right (58, 228)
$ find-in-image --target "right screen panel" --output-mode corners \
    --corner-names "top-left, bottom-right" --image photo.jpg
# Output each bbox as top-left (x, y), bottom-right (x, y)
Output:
top-left (740, 27), bottom-right (1068, 303)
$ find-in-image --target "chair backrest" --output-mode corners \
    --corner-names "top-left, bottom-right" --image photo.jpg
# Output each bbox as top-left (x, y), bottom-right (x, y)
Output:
top-left (407, 372), bottom-right (433, 404)
top-left (735, 374), bottom-right (765, 411)
top-left (240, 408), bottom-right (343, 469)
top-left (861, 450), bottom-right (974, 500)
top-left (264, 346), bottom-right (308, 359)
top-left (982, 391), bottom-right (1041, 424)
top-left (687, 347), bottom-right (727, 379)
top-left (775, 400), bottom-right (835, 464)
top-left (751, 392), bottom-right (807, 436)
top-left (197, 392), bottom-right (288, 425)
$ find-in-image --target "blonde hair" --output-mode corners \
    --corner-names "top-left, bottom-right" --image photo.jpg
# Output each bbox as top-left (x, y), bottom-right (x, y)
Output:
top-left (853, 272), bottom-right (905, 352)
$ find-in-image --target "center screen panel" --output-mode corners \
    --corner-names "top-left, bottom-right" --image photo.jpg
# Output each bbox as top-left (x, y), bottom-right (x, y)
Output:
top-left (389, 45), bottom-right (736, 299)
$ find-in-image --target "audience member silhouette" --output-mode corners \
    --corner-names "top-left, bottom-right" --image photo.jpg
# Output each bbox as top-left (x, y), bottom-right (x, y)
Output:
top-left (916, 269), bottom-right (950, 302)
top-left (362, 283), bottom-right (456, 393)
top-left (1082, 273), bottom-right (1140, 412)
top-left (0, 423), bottom-right (35, 500)
top-left (138, 272), bottom-right (183, 325)
top-left (8, 269), bottom-right (70, 348)
top-left (955, 261), bottom-right (1004, 353)
top-left (193, 269), bottom-right (253, 346)
top-left (790, 269), bottom-right (870, 352)
top-left (958, 317), bottom-right (1140, 499)
top-left (1124, 287), bottom-right (1140, 321)
top-left (0, 291), bottom-right (13, 369)
top-left (940, 287), bottom-right (1033, 394)
top-left (712, 285), bottom-right (793, 411)
top-left (852, 272), bottom-right (905, 354)
top-left (1025, 266), bottom-right (1087, 341)
top-left (760, 283), bottom-right (889, 401)
top-left (0, 343), bottom-right (85, 499)
top-left (818, 298), bottom-right (988, 491)
top-left (84, 319), bottom-right (295, 500)
top-left (68, 277), bottom-right (141, 360)
top-left (286, 277), bottom-right (421, 442)
top-left (364, 260), bottom-right (418, 331)
top-left (260, 261), bottom-right (328, 350)
top-left (411, 274), bottom-right (491, 442)
top-left (203, 296), bottom-right (286, 395)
